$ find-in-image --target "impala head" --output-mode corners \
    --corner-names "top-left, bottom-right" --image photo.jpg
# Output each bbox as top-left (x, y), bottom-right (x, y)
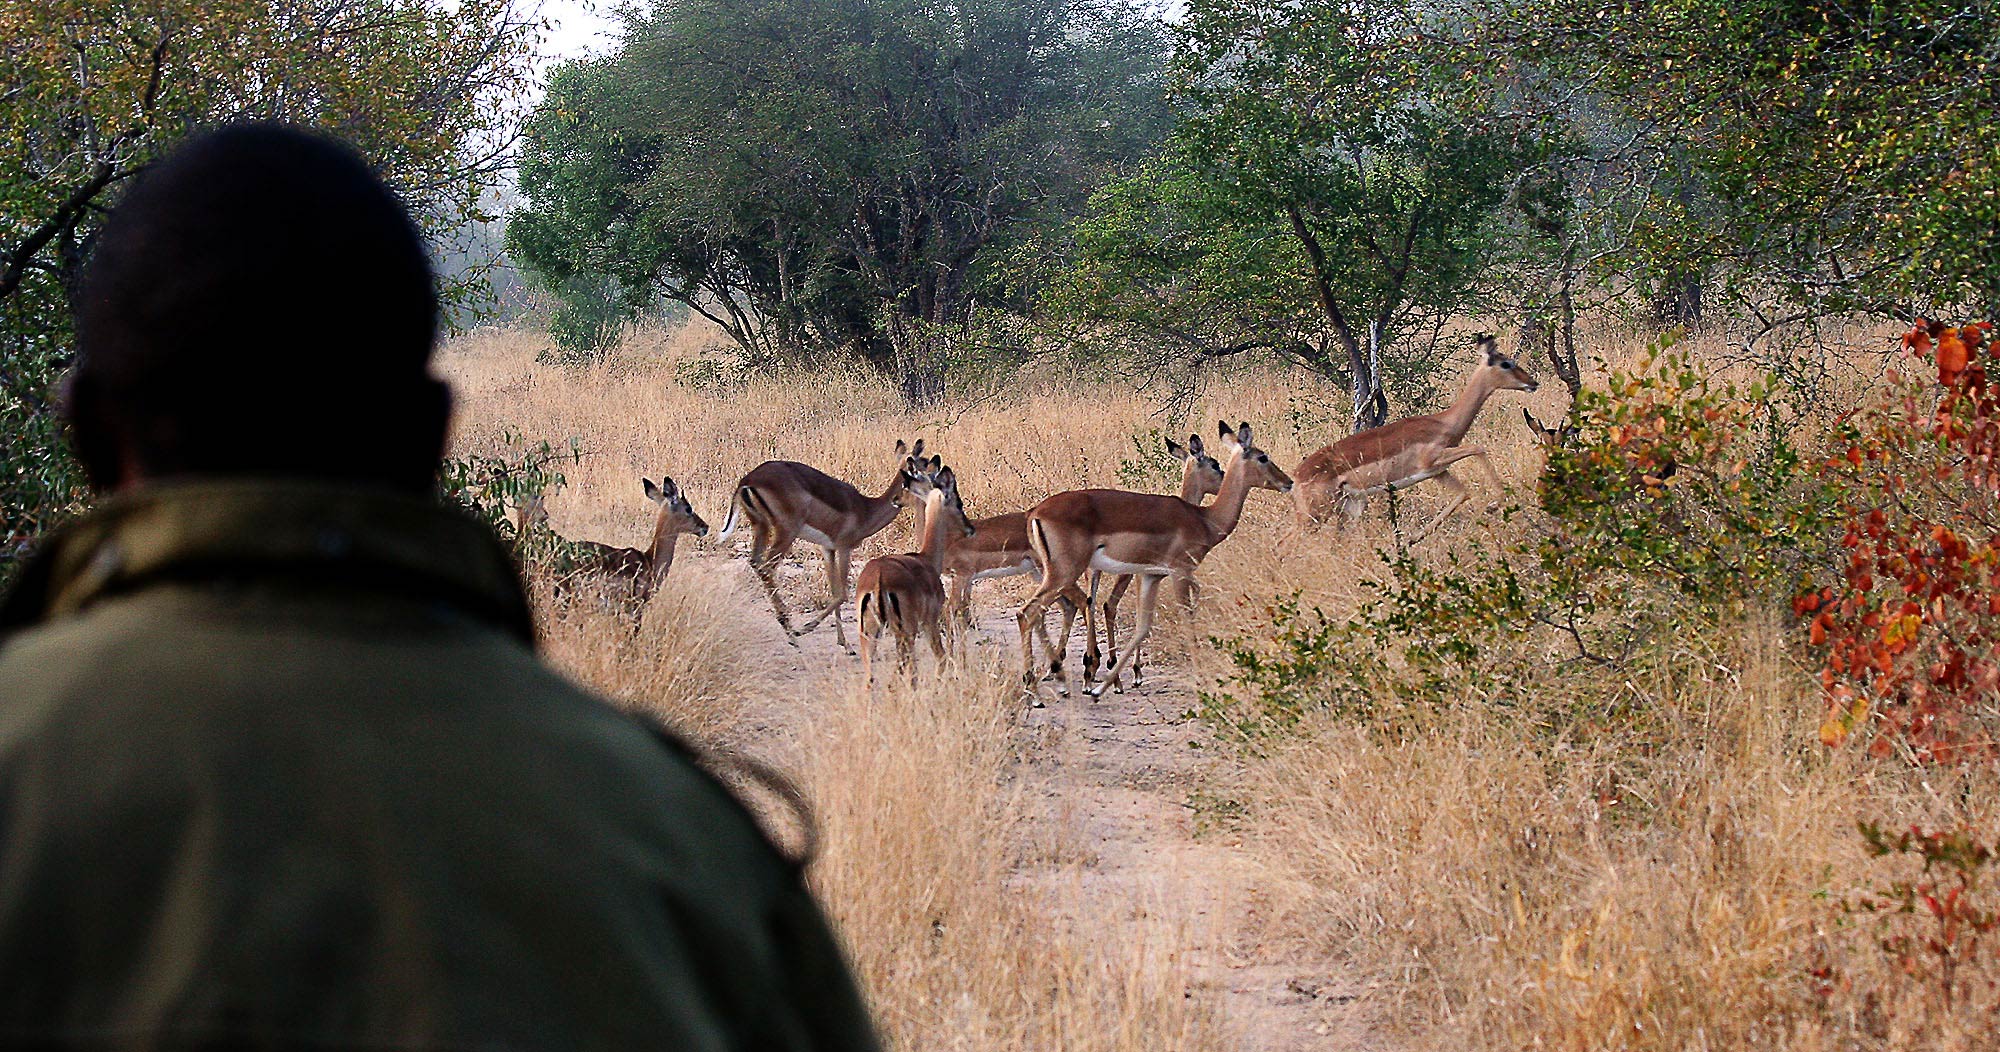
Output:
top-left (1523, 408), bottom-right (1578, 450)
top-left (892, 438), bottom-right (931, 507)
top-left (514, 492), bottom-right (550, 534)
top-left (898, 451), bottom-right (942, 504)
top-left (1476, 333), bottom-right (1539, 393)
top-left (926, 463), bottom-right (976, 537)
top-left (1215, 419), bottom-right (1294, 493)
top-left (643, 475), bottom-right (708, 537)
top-left (1165, 433), bottom-right (1225, 500)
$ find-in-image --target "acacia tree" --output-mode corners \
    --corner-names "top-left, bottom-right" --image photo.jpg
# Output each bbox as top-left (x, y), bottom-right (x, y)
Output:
top-left (508, 0), bottom-right (1171, 392)
top-left (0, 0), bottom-right (538, 559)
top-left (1047, 0), bottom-right (1534, 431)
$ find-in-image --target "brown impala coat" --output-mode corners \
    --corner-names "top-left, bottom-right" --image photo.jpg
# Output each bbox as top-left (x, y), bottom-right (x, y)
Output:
top-left (1290, 336), bottom-right (1539, 533)
top-left (717, 440), bottom-right (925, 651)
top-left (1018, 421), bottom-right (1292, 697)
top-left (855, 465), bottom-right (973, 676)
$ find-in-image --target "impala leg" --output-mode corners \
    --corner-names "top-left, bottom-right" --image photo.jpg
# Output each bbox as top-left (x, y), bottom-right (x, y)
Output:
top-left (749, 523), bottom-right (802, 644)
top-left (927, 619), bottom-right (947, 667)
top-left (1090, 574), bottom-right (1163, 698)
top-left (949, 574), bottom-right (975, 631)
top-left (856, 594), bottom-right (880, 687)
top-left (1411, 471), bottom-right (1471, 544)
top-left (794, 546), bottom-right (854, 652)
top-left (895, 624), bottom-right (918, 682)
top-left (1100, 573), bottom-right (1131, 688)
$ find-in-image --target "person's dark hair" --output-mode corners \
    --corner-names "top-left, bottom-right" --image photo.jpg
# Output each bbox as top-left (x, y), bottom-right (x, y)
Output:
top-left (67, 122), bottom-right (449, 491)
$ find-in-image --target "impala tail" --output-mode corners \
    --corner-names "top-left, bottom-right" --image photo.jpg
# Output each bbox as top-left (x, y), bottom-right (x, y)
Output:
top-left (715, 486), bottom-right (748, 542)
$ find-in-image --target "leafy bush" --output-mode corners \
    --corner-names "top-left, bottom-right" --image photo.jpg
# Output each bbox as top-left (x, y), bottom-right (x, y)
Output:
top-left (1204, 337), bottom-right (1841, 739)
top-left (437, 427), bottom-right (584, 541)
top-left (1804, 322), bottom-right (2000, 762)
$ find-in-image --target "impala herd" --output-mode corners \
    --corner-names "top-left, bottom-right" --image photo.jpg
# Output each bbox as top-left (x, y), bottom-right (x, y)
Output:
top-left (517, 334), bottom-right (1549, 698)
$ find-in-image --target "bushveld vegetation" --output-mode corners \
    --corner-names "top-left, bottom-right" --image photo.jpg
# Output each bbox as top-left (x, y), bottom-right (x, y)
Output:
top-left (9, 0), bottom-right (2000, 1047)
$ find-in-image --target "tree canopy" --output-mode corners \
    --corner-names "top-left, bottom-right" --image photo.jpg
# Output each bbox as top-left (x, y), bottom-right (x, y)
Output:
top-left (0, 0), bottom-right (538, 559)
top-left (507, 0), bottom-right (1172, 388)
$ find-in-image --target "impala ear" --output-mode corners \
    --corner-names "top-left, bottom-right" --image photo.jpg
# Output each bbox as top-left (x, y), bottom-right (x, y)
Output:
top-left (895, 439), bottom-right (908, 456)
top-left (1165, 437), bottom-right (1186, 458)
top-left (936, 465), bottom-right (956, 490)
top-left (1523, 408), bottom-right (1542, 432)
top-left (1188, 434), bottom-right (1205, 456)
top-left (1474, 332), bottom-right (1499, 363)
top-left (658, 475), bottom-right (678, 498)
top-left (643, 478), bottom-right (663, 502)
top-left (911, 438), bottom-right (925, 458)
top-left (1237, 420), bottom-right (1254, 447)
top-left (1218, 419), bottom-right (1237, 443)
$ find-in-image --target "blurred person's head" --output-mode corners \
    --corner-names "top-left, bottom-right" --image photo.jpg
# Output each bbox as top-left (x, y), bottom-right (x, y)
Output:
top-left (66, 122), bottom-right (450, 493)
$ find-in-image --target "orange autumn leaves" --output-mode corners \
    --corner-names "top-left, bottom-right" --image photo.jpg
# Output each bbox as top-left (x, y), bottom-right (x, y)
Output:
top-left (1807, 322), bottom-right (2000, 761)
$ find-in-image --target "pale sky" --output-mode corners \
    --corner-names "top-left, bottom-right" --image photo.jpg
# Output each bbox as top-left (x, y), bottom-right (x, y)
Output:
top-left (537, 0), bottom-right (621, 65)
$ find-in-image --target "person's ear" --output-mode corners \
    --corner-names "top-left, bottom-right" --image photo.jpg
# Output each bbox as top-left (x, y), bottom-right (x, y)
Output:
top-left (61, 370), bottom-right (134, 492)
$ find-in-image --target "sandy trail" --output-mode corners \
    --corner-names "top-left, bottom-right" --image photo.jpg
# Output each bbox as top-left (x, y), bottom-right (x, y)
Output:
top-left (747, 552), bottom-right (1375, 1051)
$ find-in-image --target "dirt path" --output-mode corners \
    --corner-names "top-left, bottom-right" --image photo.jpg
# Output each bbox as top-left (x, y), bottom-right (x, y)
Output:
top-left (979, 605), bottom-right (1374, 1052)
top-left (753, 555), bottom-right (1377, 1051)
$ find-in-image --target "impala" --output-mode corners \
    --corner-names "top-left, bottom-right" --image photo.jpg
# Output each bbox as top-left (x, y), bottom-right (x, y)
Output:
top-left (1290, 334), bottom-right (1538, 542)
top-left (1093, 435), bottom-right (1225, 690)
top-left (939, 435), bottom-right (1224, 659)
top-left (1522, 408), bottom-right (1578, 451)
top-left (1018, 421), bottom-right (1293, 699)
top-left (855, 462), bottom-right (975, 680)
top-left (1526, 407), bottom-right (1677, 493)
top-left (517, 477), bottom-right (709, 607)
top-left (715, 439), bottom-right (928, 651)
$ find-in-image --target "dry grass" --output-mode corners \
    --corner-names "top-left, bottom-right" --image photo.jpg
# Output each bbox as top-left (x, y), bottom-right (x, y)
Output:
top-left (442, 317), bottom-right (1990, 1050)
top-left (442, 321), bottom-right (1234, 1050)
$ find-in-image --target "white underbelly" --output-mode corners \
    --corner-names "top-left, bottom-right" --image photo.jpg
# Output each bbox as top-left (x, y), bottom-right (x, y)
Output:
top-left (1090, 550), bottom-right (1172, 576)
top-left (797, 524), bottom-right (836, 548)
top-left (968, 558), bottom-right (1035, 582)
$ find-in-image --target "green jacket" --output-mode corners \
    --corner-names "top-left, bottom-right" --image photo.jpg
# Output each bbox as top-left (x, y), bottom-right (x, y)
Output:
top-left (0, 480), bottom-right (877, 1052)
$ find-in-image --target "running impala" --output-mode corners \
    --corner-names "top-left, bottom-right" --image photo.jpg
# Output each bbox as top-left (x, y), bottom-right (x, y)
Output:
top-left (1290, 334), bottom-right (1538, 542)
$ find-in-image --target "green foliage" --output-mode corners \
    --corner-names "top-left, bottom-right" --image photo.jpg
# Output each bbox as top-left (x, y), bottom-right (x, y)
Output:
top-left (507, 0), bottom-right (1171, 392)
top-left (1529, 0), bottom-right (2000, 315)
top-left (437, 428), bottom-right (584, 541)
top-left (539, 272), bottom-right (627, 365)
top-left (1043, 0), bottom-right (1541, 429)
top-left (0, 0), bottom-right (538, 559)
top-left (1205, 339), bottom-right (1843, 738)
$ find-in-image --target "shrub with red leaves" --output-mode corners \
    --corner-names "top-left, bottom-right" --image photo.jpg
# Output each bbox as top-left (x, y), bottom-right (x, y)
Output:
top-left (1803, 321), bottom-right (2000, 761)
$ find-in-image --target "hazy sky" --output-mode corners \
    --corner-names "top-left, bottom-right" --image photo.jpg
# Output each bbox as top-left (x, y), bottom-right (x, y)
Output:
top-left (538, 0), bottom-right (620, 64)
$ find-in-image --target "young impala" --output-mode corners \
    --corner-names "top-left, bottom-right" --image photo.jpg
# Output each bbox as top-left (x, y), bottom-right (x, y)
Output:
top-left (854, 462), bottom-right (975, 680)
top-left (1290, 334), bottom-right (1538, 542)
top-left (518, 477), bottom-right (709, 609)
top-left (1018, 421), bottom-right (1293, 699)
top-left (715, 439), bottom-right (928, 652)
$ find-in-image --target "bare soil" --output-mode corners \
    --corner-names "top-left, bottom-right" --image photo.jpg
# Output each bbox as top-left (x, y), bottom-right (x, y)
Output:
top-left (751, 557), bottom-right (1377, 1051)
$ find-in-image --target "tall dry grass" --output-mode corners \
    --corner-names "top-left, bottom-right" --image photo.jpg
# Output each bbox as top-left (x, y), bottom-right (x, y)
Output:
top-left (442, 321), bottom-right (1242, 1049)
top-left (442, 317), bottom-right (1979, 1050)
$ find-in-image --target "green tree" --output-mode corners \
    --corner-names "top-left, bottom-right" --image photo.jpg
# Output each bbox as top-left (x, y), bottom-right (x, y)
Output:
top-left (1525, 0), bottom-right (2000, 324)
top-left (507, 0), bottom-right (1171, 395)
top-left (0, 0), bottom-right (539, 567)
top-left (1047, 0), bottom-right (1536, 430)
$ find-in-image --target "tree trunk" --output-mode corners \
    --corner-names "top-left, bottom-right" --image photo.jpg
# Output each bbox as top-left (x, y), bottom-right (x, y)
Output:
top-left (1286, 203), bottom-right (1383, 432)
top-left (1651, 270), bottom-right (1704, 329)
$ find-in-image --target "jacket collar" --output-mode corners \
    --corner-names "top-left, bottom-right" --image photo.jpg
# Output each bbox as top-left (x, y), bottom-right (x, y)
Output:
top-left (0, 479), bottom-right (535, 643)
